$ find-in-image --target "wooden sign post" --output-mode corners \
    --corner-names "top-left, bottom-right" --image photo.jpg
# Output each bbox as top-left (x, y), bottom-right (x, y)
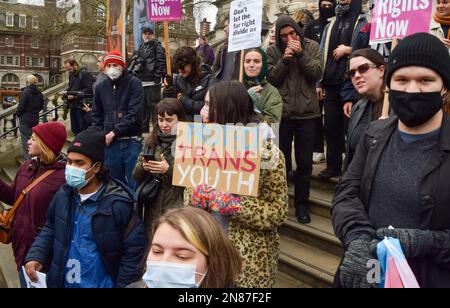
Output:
top-left (148, 0), bottom-right (182, 76)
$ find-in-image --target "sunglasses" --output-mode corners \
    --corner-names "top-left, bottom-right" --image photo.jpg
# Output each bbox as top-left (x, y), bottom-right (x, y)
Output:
top-left (346, 63), bottom-right (378, 78)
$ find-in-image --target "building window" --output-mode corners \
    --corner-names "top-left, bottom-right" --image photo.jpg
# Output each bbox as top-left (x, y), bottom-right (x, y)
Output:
top-left (5, 37), bottom-right (14, 47)
top-left (19, 14), bottom-right (26, 28)
top-left (6, 13), bottom-right (14, 27)
top-left (26, 56), bottom-right (44, 67)
top-left (1, 73), bottom-right (20, 90)
top-left (1, 55), bottom-right (20, 66)
top-left (50, 58), bottom-right (58, 69)
top-left (97, 4), bottom-right (106, 22)
top-left (31, 39), bottom-right (39, 48)
top-left (32, 17), bottom-right (39, 29)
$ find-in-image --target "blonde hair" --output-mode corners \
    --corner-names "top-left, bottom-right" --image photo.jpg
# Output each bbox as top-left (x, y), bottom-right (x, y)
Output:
top-left (33, 133), bottom-right (57, 164)
top-left (26, 75), bottom-right (37, 85)
top-left (292, 8), bottom-right (314, 26)
top-left (152, 208), bottom-right (242, 288)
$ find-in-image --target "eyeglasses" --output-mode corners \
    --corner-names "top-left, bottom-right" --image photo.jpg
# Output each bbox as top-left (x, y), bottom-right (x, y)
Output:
top-left (346, 63), bottom-right (378, 78)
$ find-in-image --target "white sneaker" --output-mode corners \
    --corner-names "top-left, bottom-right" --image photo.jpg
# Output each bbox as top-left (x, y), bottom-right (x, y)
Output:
top-left (313, 152), bottom-right (325, 164)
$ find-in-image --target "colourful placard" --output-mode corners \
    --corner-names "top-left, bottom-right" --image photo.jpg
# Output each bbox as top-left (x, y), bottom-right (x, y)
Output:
top-left (370, 0), bottom-right (433, 43)
top-left (173, 122), bottom-right (263, 197)
top-left (148, 0), bottom-right (182, 22)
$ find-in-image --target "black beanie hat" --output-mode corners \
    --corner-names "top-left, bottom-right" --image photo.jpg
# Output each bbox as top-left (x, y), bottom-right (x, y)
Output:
top-left (68, 127), bottom-right (106, 164)
top-left (386, 32), bottom-right (450, 89)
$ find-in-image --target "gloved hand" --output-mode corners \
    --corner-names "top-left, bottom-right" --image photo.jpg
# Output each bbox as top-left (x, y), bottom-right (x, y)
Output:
top-left (209, 191), bottom-right (241, 215)
top-left (340, 235), bottom-right (378, 288)
top-left (376, 228), bottom-right (433, 259)
top-left (190, 184), bottom-right (214, 211)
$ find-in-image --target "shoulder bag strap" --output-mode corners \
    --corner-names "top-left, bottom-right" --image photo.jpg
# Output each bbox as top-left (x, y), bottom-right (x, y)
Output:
top-left (1, 169), bottom-right (57, 225)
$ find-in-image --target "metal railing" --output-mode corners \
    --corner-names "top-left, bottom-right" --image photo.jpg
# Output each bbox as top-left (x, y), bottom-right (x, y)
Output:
top-left (0, 81), bottom-right (68, 140)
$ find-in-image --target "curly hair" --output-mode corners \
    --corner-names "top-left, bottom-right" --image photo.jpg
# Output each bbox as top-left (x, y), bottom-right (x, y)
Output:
top-left (172, 46), bottom-right (202, 86)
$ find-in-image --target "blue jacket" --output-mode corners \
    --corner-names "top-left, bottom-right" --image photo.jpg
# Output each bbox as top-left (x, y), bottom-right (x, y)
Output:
top-left (92, 71), bottom-right (145, 138)
top-left (25, 179), bottom-right (148, 288)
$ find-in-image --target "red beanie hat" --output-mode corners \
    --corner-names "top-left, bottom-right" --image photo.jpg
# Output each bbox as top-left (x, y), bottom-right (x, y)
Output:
top-left (32, 122), bottom-right (67, 156)
top-left (103, 50), bottom-right (126, 68)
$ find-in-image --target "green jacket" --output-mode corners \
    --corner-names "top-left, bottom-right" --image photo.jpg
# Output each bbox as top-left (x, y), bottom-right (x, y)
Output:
top-left (266, 38), bottom-right (322, 120)
top-left (246, 80), bottom-right (283, 124)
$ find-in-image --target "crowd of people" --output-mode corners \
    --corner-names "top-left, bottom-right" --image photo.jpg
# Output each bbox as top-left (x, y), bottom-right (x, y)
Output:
top-left (0, 0), bottom-right (449, 288)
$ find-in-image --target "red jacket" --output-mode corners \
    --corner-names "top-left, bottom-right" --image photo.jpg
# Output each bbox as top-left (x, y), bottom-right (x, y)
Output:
top-left (0, 160), bottom-right (66, 269)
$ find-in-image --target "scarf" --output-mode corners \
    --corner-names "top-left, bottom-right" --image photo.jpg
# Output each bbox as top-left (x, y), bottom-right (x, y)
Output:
top-left (434, 13), bottom-right (450, 39)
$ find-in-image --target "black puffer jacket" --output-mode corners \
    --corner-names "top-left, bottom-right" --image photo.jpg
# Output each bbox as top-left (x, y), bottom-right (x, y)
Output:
top-left (133, 39), bottom-right (166, 83)
top-left (16, 85), bottom-right (44, 127)
top-left (332, 115), bottom-right (450, 288)
top-left (163, 64), bottom-right (214, 120)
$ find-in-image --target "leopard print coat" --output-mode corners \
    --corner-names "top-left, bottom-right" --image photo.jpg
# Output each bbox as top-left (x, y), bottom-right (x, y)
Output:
top-left (184, 141), bottom-right (288, 288)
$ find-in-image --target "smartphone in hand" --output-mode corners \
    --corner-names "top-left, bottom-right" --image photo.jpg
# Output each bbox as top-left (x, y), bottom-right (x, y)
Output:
top-left (142, 154), bottom-right (156, 162)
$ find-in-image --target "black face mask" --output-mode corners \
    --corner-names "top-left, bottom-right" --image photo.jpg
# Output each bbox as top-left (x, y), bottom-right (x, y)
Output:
top-left (389, 90), bottom-right (443, 127)
top-left (320, 7), bottom-right (335, 19)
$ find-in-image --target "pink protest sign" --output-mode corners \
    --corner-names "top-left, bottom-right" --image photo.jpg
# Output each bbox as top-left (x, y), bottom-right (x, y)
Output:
top-left (370, 0), bottom-right (433, 43)
top-left (148, 0), bottom-right (182, 22)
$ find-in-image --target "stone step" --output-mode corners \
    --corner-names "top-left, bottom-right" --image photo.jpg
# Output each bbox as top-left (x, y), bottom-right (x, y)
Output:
top-left (274, 271), bottom-right (311, 288)
top-left (288, 184), bottom-right (334, 218)
top-left (278, 235), bottom-right (341, 288)
top-left (310, 163), bottom-right (340, 195)
top-left (281, 210), bottom-right (343, 257)
top-left (0, 244), bottom-right (20, 288)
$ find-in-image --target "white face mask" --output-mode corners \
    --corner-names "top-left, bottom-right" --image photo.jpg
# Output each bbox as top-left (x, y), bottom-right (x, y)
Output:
top-left (106, 66), bottom-right (123, 80)
top-left (142, 261), bottom-right (207, 288)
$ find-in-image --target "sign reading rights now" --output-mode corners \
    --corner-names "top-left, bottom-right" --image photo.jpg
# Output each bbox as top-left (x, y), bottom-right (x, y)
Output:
top-left (148, 0), bottom-right (182, 22)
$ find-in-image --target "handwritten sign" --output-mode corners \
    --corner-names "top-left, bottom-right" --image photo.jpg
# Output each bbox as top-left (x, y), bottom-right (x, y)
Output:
top-left (173, 123), bottom-right (262, 197)
top-left (228, 0), bottom-right (263, 53)
top-left (370, 0), bottom-right (433, 43)
top-left (148, 0), bottom-right (182, 22)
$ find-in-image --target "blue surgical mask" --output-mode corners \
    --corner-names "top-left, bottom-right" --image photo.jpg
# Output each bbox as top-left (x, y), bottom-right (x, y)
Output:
top-left (65, 164), bottom-right (96, 190)
top-left (143, 261), bottom-right (207, 288)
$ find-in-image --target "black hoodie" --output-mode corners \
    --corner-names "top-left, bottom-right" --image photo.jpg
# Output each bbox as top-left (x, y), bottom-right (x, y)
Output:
top-left (16, 84), bottom-right (44, 127)
top-left (304, 0), bottom-right (336, 44)
top-left (323, 0), bottom-right (363, 85)
top-left (275, 15), bottom-right (305, 52)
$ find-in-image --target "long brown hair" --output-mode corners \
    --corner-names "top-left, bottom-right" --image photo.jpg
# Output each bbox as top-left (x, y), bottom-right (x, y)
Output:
top-left (208, 81), bottom-right (260, 125)
top-left (152, 208), bottom-right (242, 288)
top-left (146, 98), bottom-right (187, 148)
top-left (172, 46), bottom-right (202, 87)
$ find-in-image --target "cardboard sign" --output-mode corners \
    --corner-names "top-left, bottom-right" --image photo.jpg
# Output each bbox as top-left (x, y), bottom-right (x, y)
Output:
top-left (228, 0), bottom-right (263, 53)
top-left (370, 0), bottom-right (433, 43)
top-left (173, 123), bottom-right (262, 197)
top-left (148, 0), bottom-right (182, 22)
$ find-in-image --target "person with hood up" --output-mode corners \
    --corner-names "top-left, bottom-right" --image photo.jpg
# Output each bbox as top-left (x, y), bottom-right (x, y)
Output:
top-left (317, 0), bottom-right (367, 180)
top-left (305, 0), bottom-right (336, 165)
top-left (266, 15), bottom-right (323, 224)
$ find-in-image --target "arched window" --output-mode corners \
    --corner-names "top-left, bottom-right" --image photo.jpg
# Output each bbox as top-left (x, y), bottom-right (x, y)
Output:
top-left (33, 74), bottom-right (45, 87)
top-left (49, 74), bottom-right (61, 86)
top-left (1, 73), bottom-right (20, 90)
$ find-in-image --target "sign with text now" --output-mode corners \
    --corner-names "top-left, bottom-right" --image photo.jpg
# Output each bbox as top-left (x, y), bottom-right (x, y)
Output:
top-left (370, 0), bottom-right (433, 43)
top-left (148, 0), bottom-right (182, 22)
